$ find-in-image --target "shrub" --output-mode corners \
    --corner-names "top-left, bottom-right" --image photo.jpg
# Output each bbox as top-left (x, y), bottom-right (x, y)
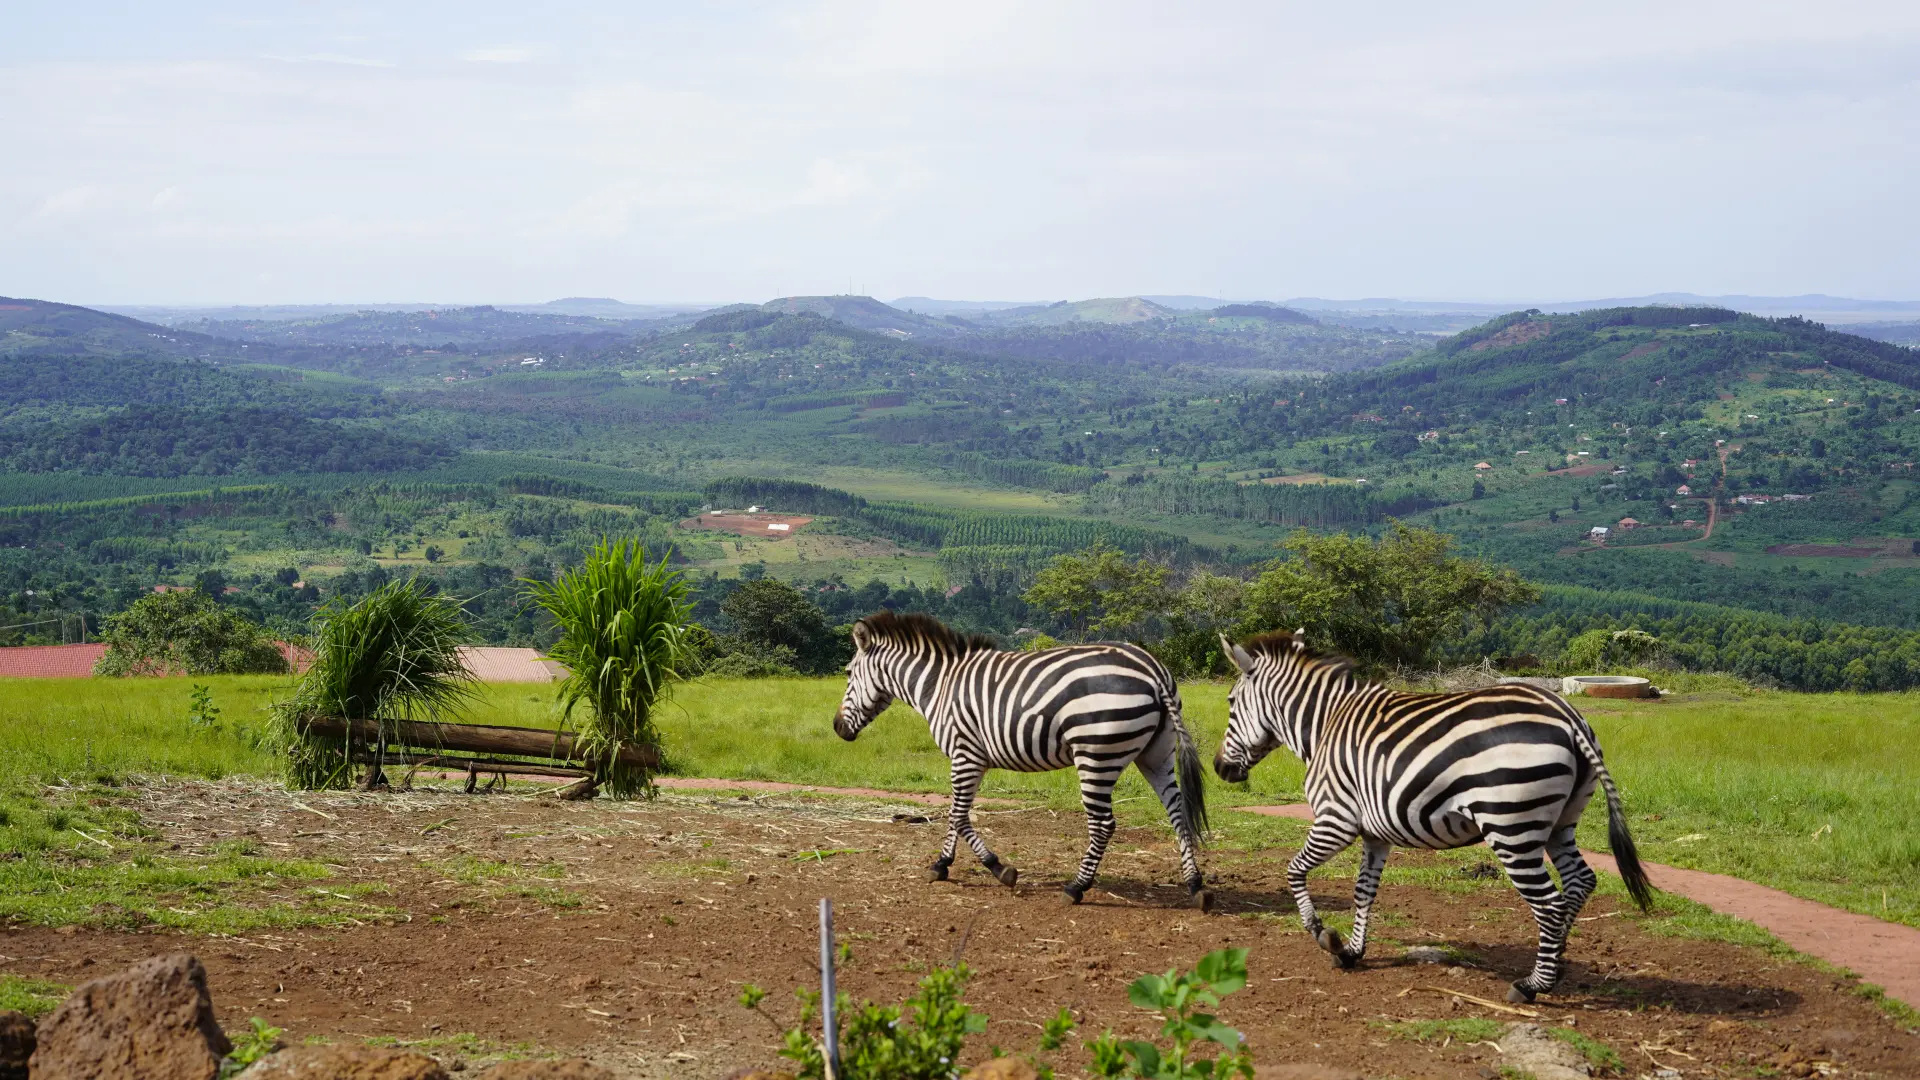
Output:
top-left (1088, 949), bottom-right (1254, 1079)
top-left (272, 578), bottom-right (475, 789)
top-left (525, 538), bottom-right (695, 797)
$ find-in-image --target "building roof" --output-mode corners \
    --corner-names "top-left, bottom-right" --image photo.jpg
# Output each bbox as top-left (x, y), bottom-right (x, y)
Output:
top-left (1474, 462), bottom-right (1492, 469)
top-left (0, 643), bottom-right (108, 678)
top-left (455, 646), bottom-right (560, 683)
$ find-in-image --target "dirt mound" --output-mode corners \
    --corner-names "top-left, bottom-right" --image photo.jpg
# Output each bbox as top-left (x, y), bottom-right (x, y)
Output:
top-left (245, 1045), bottom-right (448, 1079)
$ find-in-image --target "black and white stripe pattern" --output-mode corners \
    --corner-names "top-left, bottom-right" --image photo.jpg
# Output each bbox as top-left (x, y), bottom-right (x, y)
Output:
top-left (835, 611), bottom-right (1211, 909)
top-left (1214, 630), bottom-right (1653, 1002)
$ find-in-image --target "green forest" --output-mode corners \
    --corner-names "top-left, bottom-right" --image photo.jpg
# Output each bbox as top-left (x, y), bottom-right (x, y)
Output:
top-left (4, 292), bottom-right (1920, 689)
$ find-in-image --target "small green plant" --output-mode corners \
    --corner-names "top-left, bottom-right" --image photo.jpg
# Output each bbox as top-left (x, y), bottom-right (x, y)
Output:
top-left (1373, 1017), bottom-right (1504, 1044)
top-left (740, 964), bottom-right (987, 1080)
top-left (218, 1016), bottom-right (283, 1077)
top-left (188, 685), bottom-right (222, 730)
top-left (1087, 948), bottom-right (1254, 1079)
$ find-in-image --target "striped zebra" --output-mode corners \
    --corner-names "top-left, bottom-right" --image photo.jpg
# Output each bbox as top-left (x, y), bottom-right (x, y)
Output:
top-left (834, 611), bottom-right (1212, 909)
top-left (1213, 630), bottom-right (1654, 1002)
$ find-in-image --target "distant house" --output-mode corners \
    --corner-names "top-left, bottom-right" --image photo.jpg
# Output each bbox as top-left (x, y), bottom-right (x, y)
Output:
top-left (1782, 493), bottom-right (1815, 502)
top-left (767, 522), bottom-right (791, 532)
top-left (1474, 462), bottom-right (1492, 471)
top-left (455, 646), bottom-right (560, 683)
top-left (1676, 484), bottom-right (1693, 495)
top-left (1554, 398), bottom-right (1569, 405)
top-left (1733, 494), bottom-right (1775, 506)
top-left (1617, 517), bottom-right (1642, 530)
top-left (1416, 430), bottom-right (1440, 442)
top-left (1589, 526), bottom-right (1610, 540)
top-left (0, 643), bottom-right (108, 678)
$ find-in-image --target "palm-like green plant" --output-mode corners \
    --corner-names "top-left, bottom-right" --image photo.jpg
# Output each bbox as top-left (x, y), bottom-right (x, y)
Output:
top-left (524, 538), bottom-right (694, 798)
top-left (273, 578), bottom-right (475, 789)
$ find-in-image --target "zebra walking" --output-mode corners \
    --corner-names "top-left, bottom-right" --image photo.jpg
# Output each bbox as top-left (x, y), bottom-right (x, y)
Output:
top-left (834, 611), bottom-right (1212, 909)
top-left (1213, 630), bottom-right (1653, 1002)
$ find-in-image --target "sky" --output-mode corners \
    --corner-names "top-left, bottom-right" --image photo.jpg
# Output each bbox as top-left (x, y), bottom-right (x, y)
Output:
top-left (4, 2), bottom-right (1919, 307)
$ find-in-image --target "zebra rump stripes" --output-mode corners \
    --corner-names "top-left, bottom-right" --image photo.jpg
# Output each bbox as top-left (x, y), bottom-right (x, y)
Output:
top-left (835, 611), bottom-right (1211, 910)
top-left (1214, 629), bottom-right (1653, 1003)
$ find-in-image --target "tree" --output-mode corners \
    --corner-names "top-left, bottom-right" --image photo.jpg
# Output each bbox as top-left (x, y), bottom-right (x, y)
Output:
top-left (720, 579), bottom-right (844, 674)
top-left (1023, 540), bottom-right (1174, 640)
top-left (1239, 523), bottom-right (1540, 672)
top-left (95, 590), bottom-right (289, 677)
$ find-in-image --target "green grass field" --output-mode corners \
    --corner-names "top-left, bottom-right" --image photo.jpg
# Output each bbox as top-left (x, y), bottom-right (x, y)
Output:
top-left (3, 675), bottom-right (1914, 930)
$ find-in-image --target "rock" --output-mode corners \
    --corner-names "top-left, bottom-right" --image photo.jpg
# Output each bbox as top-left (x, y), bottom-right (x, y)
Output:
top-left (964, 1060), bottom-right (1039, 1080)
top-left (1498, 1023), bottom-right (1590, 1080)
top-left (0, 1011), bottom-right (33, 1080)
top-left (240, 1044), bottom-right (450, 1079)
top-left (1402, 945), bottom-right (1448, 964)
top-left (481, 1061), bottom-right (615, 1079)
top-left (29, 952), bottom-right (231, 1080)
top-left (1255, 1066), bottom-right (1366, 1080)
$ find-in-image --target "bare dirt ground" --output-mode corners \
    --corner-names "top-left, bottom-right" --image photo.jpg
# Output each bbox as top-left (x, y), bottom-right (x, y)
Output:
top-left (5, 780), bottom-right (1917, 1078)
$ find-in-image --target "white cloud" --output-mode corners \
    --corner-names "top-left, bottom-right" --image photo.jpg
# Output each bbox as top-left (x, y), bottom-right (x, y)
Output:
top-left (1, 2), bottom-right (1917, 303)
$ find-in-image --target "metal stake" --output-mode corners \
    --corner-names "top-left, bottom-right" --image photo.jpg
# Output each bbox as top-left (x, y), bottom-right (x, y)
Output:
top-left (820, 897), bottom-right (840, 1079)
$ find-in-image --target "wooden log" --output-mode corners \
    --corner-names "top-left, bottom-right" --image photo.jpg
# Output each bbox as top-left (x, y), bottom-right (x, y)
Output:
top-left (299, 715), bottom-right (659, 769)
top-left (347, 751), bottom-right (590, 779)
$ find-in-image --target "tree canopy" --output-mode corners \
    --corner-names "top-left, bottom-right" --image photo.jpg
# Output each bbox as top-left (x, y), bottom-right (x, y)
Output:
top-left (94, 589), bottom-right (289, 676)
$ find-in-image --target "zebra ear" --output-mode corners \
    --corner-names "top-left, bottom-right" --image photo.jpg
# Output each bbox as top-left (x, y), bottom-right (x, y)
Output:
top-left (851, 621), bottom-right (871, 651)
top-left (1292, 627), bottom-right (1307, 649)
top-left (1228, 642), bottom-right (1256, 674)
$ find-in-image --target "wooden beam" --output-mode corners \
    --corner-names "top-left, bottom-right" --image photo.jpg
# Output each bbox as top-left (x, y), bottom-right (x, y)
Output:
top-left (348, 751), bottom-right (591, 779)
top-left (299, 715), bottom-right (659, 769)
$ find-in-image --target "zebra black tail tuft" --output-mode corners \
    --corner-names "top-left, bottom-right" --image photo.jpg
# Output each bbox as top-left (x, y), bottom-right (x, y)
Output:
top-left (1171, 704), bottom-right (1210, 842)
top-left (1607, 789), bottom-right (1655, 911)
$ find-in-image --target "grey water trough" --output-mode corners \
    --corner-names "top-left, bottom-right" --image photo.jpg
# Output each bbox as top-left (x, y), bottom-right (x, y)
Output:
top-left (1561, 675), bottom-right (1654, 699)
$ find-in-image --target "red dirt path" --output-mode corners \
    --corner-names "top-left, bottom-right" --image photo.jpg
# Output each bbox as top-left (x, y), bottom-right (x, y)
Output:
top-left (1236, 805), bottom-right (1920, 1010)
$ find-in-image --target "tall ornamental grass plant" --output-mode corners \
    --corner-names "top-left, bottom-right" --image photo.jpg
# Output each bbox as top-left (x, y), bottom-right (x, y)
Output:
top-left (524, 539), bottom-right (694, 798)
top-left (272, 578), bottom-right (475, 789)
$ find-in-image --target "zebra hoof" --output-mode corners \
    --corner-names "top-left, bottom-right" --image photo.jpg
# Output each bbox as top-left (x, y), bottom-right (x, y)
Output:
top-left (1315, 927), bottom-right (1344, 954)
top-left (925, 864), bottom-right (950, 883)
top-left (1506, 983), bottom-right (1538, 1004)
top-left (995, 864), bottom-right (1020, 887)
top-left (1190, 889), bottom-right (1214, 913)
top-left (1060, 885), bottom-right (1085, 906)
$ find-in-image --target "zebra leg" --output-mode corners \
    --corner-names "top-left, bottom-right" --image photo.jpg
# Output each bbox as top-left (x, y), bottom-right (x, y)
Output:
top-left (1286, 817), bottom-right (1358, 954)
top-left (1487, 835), bottom-right (1570, 1003)
top-left (1321, 835), bottom-right (1391, 969)
top-left (1544, 824), bottom-right (1598, 977)
top-left (928, 758), bottom-right (976, 882)
top-left (1060, 762), bottom-right (1122, 905)
top-left (1136, 729), bottom-right (1212, 911)
top-left (948, 757), bottom-right (1018, 887)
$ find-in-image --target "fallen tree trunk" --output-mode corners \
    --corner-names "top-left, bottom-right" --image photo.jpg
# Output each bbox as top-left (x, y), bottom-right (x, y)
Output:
top-left (299, 716), bottom-right (659, 770)
top-left (347, 751), bottom-right (592, 779)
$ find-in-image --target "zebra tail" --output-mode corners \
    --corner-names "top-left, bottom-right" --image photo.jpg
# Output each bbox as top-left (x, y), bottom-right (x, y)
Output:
top-left (1167, 694), bottom-right (1210, 842)
top-left (1572, 720), bottom-right (1655, 911)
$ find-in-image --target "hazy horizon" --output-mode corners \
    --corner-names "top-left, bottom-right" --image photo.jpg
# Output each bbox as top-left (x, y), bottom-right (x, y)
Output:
top-left (6, 3), bottom-right (1918, 305)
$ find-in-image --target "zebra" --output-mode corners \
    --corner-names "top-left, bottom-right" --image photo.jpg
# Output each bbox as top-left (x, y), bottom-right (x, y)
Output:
top-left (1212, 629), bottom-right (1654, 1002)
top-left (834, 611), bottom-right (1212, 909)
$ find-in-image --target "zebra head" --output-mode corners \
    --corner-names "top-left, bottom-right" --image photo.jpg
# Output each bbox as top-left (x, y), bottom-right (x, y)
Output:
top-left (1215, 628), bottom-right (1323, 782)
top-left (834, 618), bottom-right (896, 740)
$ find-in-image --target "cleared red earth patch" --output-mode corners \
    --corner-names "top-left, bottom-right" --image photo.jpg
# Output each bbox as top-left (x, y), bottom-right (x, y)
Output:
top-left (679, 513), bottom-right (813, 538)
top-left (5, 781), bottom-right (1915, 1078)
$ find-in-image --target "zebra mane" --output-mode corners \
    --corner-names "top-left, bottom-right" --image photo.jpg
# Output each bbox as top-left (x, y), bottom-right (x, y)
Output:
top-left (1241, 630), bottom-right (1355, 673)
top-left (856, 610), bottom-right (999, 654)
